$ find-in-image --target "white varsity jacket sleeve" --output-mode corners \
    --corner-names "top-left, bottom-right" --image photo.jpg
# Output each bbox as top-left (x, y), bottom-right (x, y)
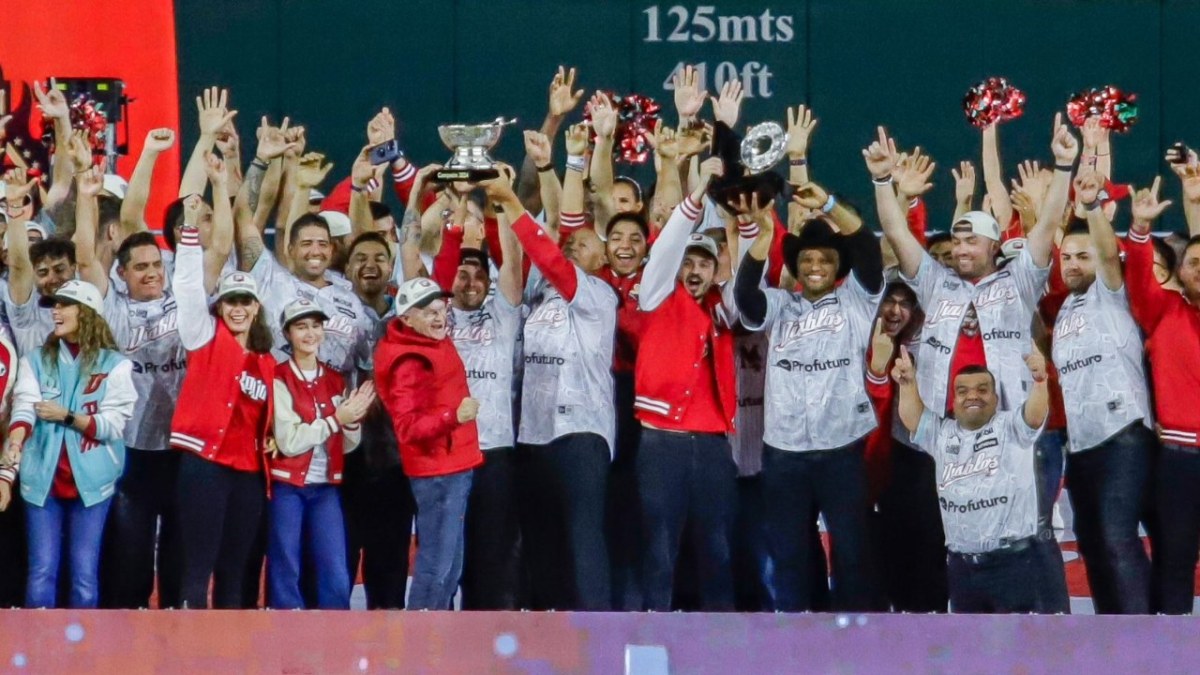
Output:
top-left (638, 196), bottom-right (703, 311)
top-left (91, 360), bottom-right (137, 441)
top-left (272, 379), bottom-right (342, 458)
top-left (172, 227), bottom-right (217, 351)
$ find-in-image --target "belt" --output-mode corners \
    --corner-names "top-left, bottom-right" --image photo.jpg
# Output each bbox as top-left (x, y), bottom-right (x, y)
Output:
top-left (948, 536), bottom-right (1038, 566)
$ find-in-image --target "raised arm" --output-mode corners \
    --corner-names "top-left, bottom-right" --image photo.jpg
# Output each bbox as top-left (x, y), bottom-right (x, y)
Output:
top-left (650, 121), bottom-right (684, 216)
top-left (4, 177), bottom-right (37, 305)
top-left (1027, 114), bottom-right (1079, 267)
top-left (523, 130), bottom-right (561, 233)
top-left (589, 92), bottom-right (618, 228)
top-left (172, 204), bottom-right (217, 349)
top-left (72, 167), bottom-right (110, 297)
top-left (891, 346), bottom-right (924, 435)
top-left (1074, 169), bottom-right (1124, 292)
top-left (519, 66), bottom-right (581, 213)
top-left (951, 160), bottom-right (976, 221)
top-left (278, 152), bottom-right (333, 266)
top-left (640, 158), bottom-right (723, 311)
top-left (1079, 118), bottom-right (1112, 191)
top-left (734, 204), bottom-right (774, 327)
top-left (32, 80), bottom-right (74, 214)
top-left (864, 127), bottom-right (922, 278)
top-left (1021, 346), bottom-right (1050, 429)
top-left (559, 123), bottom-right (589, 237)
top-left (786, 105), bottom-right (817, 188)
top-left (1123, 183), bottom-right (1174, 333)
top-left (202, 153), bottom-right (235, 294)
top-left (349, 146), bottom-right (387, 240)
top-left (120, 129), bottom-right (175, 237)
top-left (179, 87), bottom-right (236, 199)
top-left (981, 123), bottom-right (1013, 229)
top-left (496, 206), bottom-right (524, 307)
top-left (1166, 146), bottom-right (1200, 237)
top-left (484, 168), bottom-right (579, 301)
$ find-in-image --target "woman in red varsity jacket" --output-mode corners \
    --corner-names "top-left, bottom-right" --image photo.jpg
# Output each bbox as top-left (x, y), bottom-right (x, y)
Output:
top-left (267, 299), bottom-right (374, 609)
top-left (170, 212), bottom-right (277, 609)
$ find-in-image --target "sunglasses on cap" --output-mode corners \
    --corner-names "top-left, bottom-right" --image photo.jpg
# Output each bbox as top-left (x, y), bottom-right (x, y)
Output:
top-left (221, 294), bottom-right (257, 307)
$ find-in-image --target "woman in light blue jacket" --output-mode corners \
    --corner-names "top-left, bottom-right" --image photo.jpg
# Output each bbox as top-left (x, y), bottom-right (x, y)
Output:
top-left (0, 280), bottom-right (135, 608)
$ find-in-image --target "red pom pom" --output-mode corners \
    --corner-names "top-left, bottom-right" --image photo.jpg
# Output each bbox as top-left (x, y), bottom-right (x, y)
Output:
top-left (39, 93), bottom-right (108, 159)
top-left (583, 91), bottom-right (662, 164)
top-left (963, 77), bottom-right (1026, 128)
top-left (1066, 86), bottom-right (1138, 134)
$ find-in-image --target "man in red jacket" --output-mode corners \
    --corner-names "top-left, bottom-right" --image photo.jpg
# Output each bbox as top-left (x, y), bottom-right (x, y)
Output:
top-left (374, 276), bottom-right (483, 611)
top-left (1123, 179), bottom-right (1200, 613)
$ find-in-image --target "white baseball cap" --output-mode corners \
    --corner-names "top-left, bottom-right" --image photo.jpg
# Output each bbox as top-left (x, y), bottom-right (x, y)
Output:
top-left (102, 174), bottom-right (129, 200)
top-left (308, 189), bottom-right (325, 204)
top-left (999, 237), bottom-right (1026, 263)
top-left (395, 277), bottom-right (450, 316)
top-left (39, 279), bottom-right (104, 314)
top-left (319, 210), bottom-right (352, 238)
top-left (950, 211), bottom-right (1001, 242)
top-left (215, 271), bottom-right (260, 303)
top-left (685, 232), bottom-right (720, 259)
top-left (280, 297), bottom-right (329, 329)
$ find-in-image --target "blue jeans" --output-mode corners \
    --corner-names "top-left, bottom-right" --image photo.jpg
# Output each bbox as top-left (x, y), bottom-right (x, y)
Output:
top-left (947, 536), bottom-right (1070, 614)
top-left (1035, 429), bottom-right (1066, 533)
top-left (25, 496), bottom-right (112, 608)
top-left (1151, 443), bottom-right (1200, 614)
top-left (267, 482), bottom-right (350, 609)
top-left (636, 429), bottom-right (736, 611)
top-left (763, 441), bottom-right (878, 612)
top-left (407, 469), bottom-right (473, 610)
top-left (1066, 422), bottom-right (1153, 614)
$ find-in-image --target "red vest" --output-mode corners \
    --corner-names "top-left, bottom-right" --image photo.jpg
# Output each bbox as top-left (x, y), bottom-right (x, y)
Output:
top-left (374, 321), bottom-right (483, 477)
top-left (634, 283), bottom-right (737, 432)
top-left (268, 361), bottom-right (348, 486)
top-left (169, 321), bottom-right (276, 469)
top-left (597, 266), bottom-right (645, 374)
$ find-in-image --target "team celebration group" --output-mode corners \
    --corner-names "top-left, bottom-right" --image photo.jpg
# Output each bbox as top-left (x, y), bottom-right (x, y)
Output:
top-left (0, 65), bottom-right (1197, 615)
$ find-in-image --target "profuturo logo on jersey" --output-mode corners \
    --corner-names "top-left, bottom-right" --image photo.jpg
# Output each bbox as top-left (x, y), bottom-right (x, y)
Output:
top-left (939, 495), bottom-right (1009, 513)
top-left (939, 452), bottom-right (1000, 488)
top-left (526, 304), bottom-right (567, 329)
top-left (774, 307), bottom-right (845, 350)
top-left (1054, 311), bottom-right (1087, 341)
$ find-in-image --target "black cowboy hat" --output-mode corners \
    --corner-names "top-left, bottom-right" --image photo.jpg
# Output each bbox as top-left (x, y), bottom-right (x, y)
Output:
top-left (782, 220), bottom-right (853, 281)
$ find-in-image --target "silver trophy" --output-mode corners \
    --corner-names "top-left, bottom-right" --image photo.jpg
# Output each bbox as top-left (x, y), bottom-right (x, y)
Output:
top-left (434, 117), bottom-right (517, 182)
top-left (740, 121), bottom-right (789, 174)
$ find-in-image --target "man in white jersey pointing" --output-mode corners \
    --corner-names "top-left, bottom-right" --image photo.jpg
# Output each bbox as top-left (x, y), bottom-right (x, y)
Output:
top-left (893, 346), bottom-right (1069, 614)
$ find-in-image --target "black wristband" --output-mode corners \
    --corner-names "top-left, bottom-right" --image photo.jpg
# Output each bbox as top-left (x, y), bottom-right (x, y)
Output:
top-left (63, 413), bottom-right (75, 427)
top-left (789, 157), bottom-right (808, 167)
top-left (1054, 163), bottom-right (1074, 172)
top-left (1083, 199), bottom-right (1102, 211)
top-left (536, 163), bottom-right (553, 173)
top-left (251, 157), bottom-right (269, 170)
top-left (871, 175), bottom-right (893, 186)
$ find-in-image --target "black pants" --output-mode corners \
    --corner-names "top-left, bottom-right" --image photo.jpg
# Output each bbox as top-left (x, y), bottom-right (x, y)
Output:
top-left (1151, 442), bottom-right (1200, 614)
top-left (875, 443), bottom-right (948, 612)
top-left (731, 475), bottom-right (774, 611)
top-left (461, 446), bottom-right (522, 609)
top-left (520, 433), bottom-right (611, 610)
top-left (0, 480), bottom-right (25, 608)
top-left (1067, 422), bottom-right (1153, 614)
top-left (637, 429), bottom-right (736, 611)
top-left (763, 441), bottom-right (879, 612)
top-left (607, 370), bottom-right (643, 610)
top-left (342, 456), bottom-right (415, 610)
top-left (947, 536), bottom-right (1070, 614)
top-left (176, 452), bottom-right (266, 609)
top-left (100, 448), bottom-right (182, 608)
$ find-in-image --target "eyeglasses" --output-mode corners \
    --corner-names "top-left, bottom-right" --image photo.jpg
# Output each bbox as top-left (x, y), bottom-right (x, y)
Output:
top-left (222, 295), bottom-right (257, 307)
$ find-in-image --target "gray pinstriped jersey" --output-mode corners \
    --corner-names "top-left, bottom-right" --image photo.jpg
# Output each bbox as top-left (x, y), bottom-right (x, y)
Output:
top-left (913, 409), bottom-right (1042, 554)
top-left (731, 330), bottom-right (767, 476)
top-left (451, 293), bottom-right (521, 451)
top-left (747, 273), bottom-right (882, 452)
top-left (1052, 281), bottom-right (1152, 452)
top-left (104, 290), bottom-right (185, 450)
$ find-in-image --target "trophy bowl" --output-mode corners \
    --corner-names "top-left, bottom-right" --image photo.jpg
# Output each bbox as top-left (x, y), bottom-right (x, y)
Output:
top-left (435, 117), bottom-right (516, 182)
top-left (740, 121), bottom-right (789, 175)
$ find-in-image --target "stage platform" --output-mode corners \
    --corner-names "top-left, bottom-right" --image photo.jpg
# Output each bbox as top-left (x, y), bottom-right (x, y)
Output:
top-left (2, 610), bottom-right (1199, 673)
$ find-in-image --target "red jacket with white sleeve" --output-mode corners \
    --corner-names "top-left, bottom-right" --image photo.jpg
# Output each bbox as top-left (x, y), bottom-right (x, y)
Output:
top-left (268, 360), bottom-right (360, 487)
top-left (1124, 230), bottom-right (1200, 447)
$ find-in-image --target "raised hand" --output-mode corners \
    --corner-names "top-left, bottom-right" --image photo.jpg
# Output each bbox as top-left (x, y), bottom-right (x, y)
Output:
top-left (589, 93), bottom-right (618, 140)
top-left (1072, 168), bottom-right (1103, 206)
top-left (895, 149), bottom-right (935, 199)
top-left (548, 66), bottom-right (584, 118)
top-left (283, 124), bottom-right (306, 159)
top-left (791, 182), bottom-right (830, 210)
top-left (871, 318), bottom-right (895, 370)
top-left (711, 79), bottom-right (745, 128)
top-left (255, 117), bottom-right (297, 161)
top-left (76, 165), bottom-right (104, 197)
top-left (351, 146), bottom-right (384, 187)
top-left (952, 160), bottom-right (976, 204)
top-left (697, 156), bottom-right (725, 189)
top-left (33, 78), bottom-right (69, 120)
top-left (675, 123), bottom-right (710, 159)
top-left (672, 65), bottom-right (707, 120)
top-left (144, 128), bottom-right (176, 153)
top-left (1165, 143), bottom-right (1198, 176)
top-left (0, 89), bottom-right (10, 139)
top-left (203, 151), bottom-right (227, 189)
top-left (1129, 176), bottom-right (1173, 231)
top-left (366, 107), bottom-right (396, 146)
top-left (295, 152), bottom-right (333, 189)
top-left (890, 345), bottom-right (915, 386)
top-left (1010, 184), bottom-right (1038, 229)
top-left (1081, 117), bottom-right (1109, 152)
top-left (1024, 344), bottom-right (1048, 383)
top-left (564, 122), bottom-right (589, 156)
top-left (413, 163), bottom-right (443, 192)
top-left (862, 126), bottom-right (899, 179)
top-left (651, 120), bottom-right (680, 160)
top-left (523, 130), bottom-right (552, 167)
top-left (66, 130), bottom-right (94, 173)
top-left (786, 104), bottom-right (818, 158)
top-left (1050, 113), bottom-right (1079, 165)
top-left (478, 164), bottom-right (520, 202)
top-left (196, 86), bottom-right (237, 137)
top-left (215, 120), bottom-right (240, 157)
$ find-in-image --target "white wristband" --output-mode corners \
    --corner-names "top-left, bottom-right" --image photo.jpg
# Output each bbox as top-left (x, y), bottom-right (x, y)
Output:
top-left (821, 195), bottom-right (837, 214)
top-left (566, 155), bottom-right (586, 173)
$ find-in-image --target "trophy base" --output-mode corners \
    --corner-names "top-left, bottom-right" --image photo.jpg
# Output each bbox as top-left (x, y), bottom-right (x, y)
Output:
top-left (434, 167), bottom-right (500, 183)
